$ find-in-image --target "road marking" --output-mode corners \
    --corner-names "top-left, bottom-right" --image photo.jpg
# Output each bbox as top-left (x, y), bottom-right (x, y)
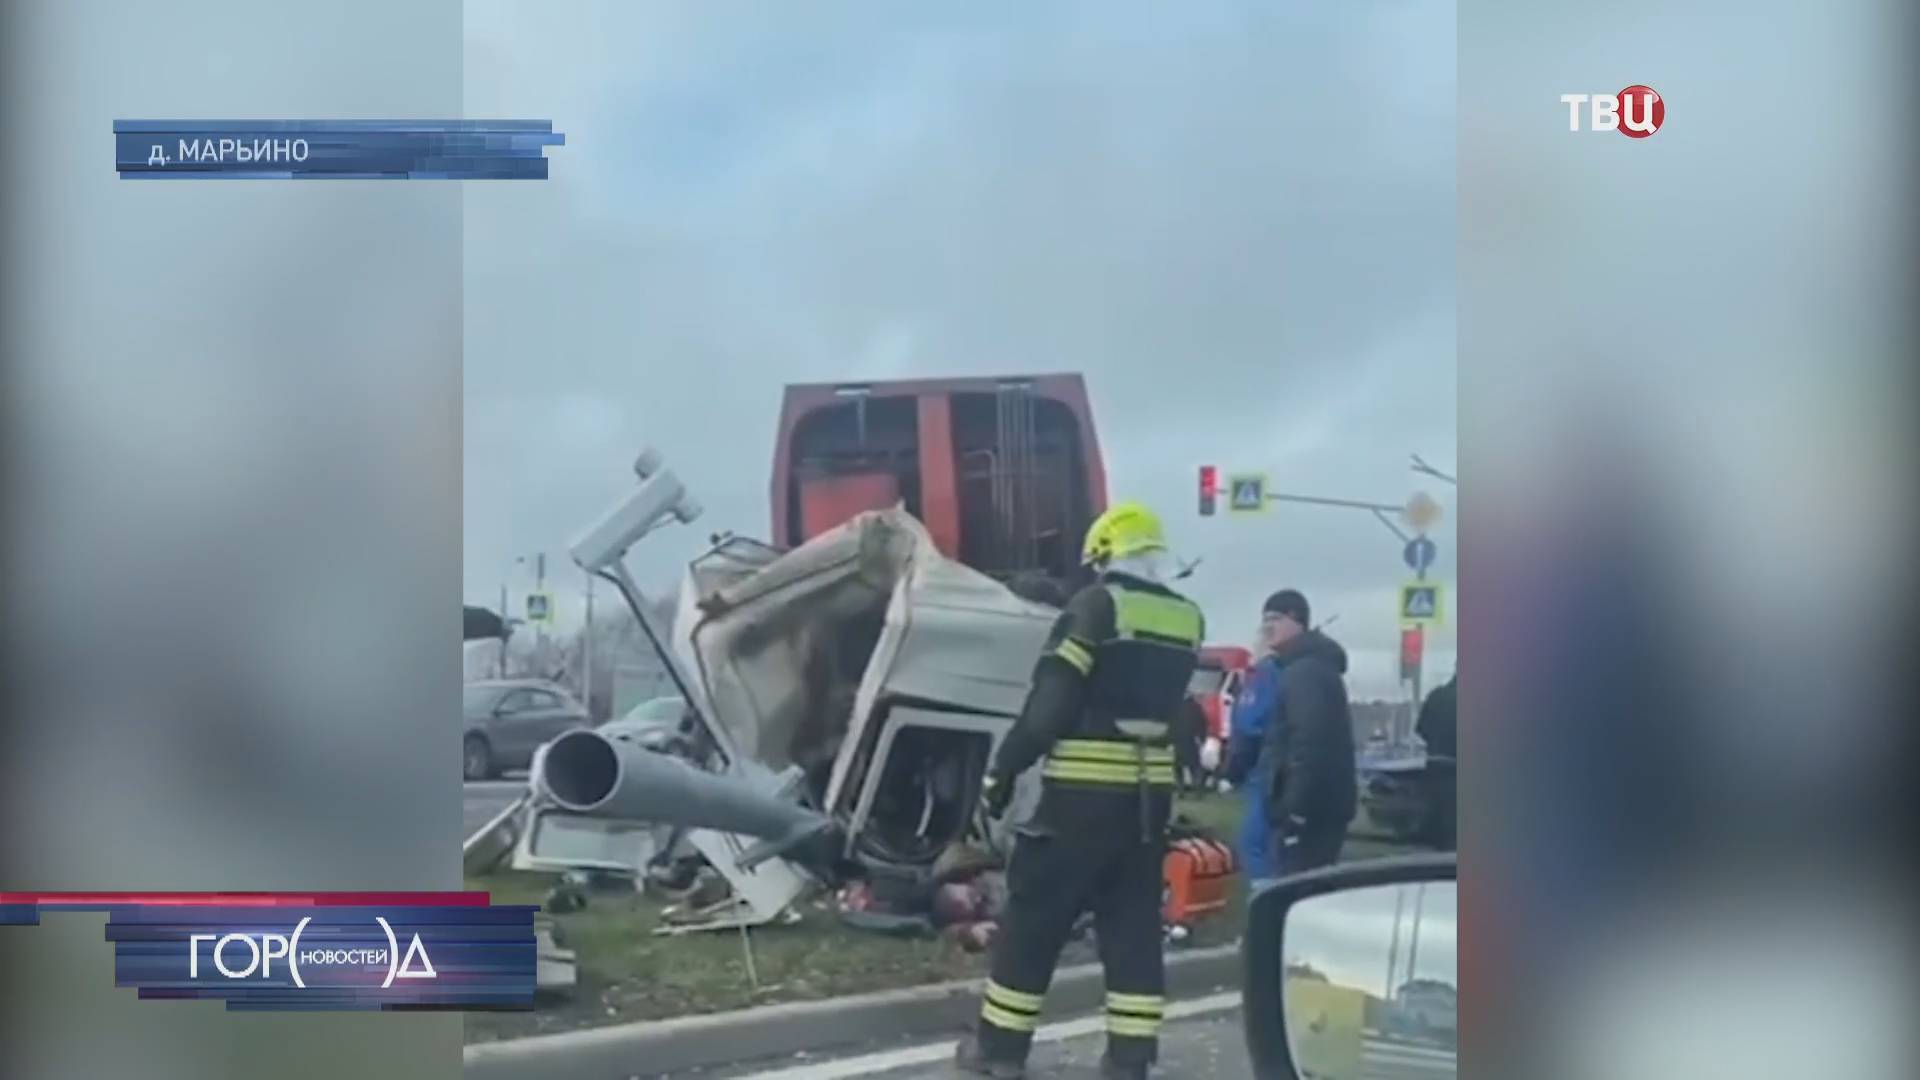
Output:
top-left (730, 991), bottom-right (1242, 1080)
top-left (1361, 1035), bottom-right (1458, 1079)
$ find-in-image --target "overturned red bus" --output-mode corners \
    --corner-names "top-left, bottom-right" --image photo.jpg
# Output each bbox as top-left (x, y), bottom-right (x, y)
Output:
top-left (770, 375), bottom-right (1108, 586)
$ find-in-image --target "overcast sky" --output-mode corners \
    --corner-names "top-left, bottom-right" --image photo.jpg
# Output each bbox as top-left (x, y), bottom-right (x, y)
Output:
top-left (461, 1), bottom-right (1456, 699)
top-left (1284, 881), bottom-right (1457, 999)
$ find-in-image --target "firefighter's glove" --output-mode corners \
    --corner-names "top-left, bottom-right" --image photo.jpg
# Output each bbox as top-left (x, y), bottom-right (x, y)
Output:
top-left (979, 774), bottom-right (1014, 821)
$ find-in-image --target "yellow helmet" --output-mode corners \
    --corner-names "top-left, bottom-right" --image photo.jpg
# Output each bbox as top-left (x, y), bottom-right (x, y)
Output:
top-left (1082, 501), bottom-right (1168, 567)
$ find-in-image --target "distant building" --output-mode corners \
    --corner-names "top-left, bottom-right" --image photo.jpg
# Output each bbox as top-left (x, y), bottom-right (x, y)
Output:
top-left (1394, 978), bottom-right (1457, 1035)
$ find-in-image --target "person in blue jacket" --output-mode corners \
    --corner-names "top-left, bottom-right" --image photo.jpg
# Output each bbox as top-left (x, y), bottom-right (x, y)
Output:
top-left (1224, 588), bottom-right (1355, 888)
top-left (1222, 646), bottom-right (1283, 885)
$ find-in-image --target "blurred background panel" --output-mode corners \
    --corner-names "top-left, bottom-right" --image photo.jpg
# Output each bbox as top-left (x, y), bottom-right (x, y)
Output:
top-left (1460, 2), bottom-right (1918, 1079)
top-left (0, 2), bottom-right (463, 1078)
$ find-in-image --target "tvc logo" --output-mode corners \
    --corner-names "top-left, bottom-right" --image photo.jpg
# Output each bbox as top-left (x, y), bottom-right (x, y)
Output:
top-left (1561, 85), bottom-right (1664, 137)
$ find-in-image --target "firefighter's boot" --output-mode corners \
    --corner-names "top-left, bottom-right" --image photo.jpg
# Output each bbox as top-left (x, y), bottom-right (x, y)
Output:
top-left (953, 1033), bottom-right (1026, 1079)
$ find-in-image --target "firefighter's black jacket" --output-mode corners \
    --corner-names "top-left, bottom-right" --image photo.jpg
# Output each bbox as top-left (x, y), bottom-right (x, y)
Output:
top-left (990, 570), bottom-right (1206, 793)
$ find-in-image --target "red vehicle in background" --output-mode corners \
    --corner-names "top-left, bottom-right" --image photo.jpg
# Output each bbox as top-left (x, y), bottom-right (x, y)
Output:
top-left (770, 374), bottom-right (1107, 586)
top-left (1190, 645), bottom-right (1254, 776)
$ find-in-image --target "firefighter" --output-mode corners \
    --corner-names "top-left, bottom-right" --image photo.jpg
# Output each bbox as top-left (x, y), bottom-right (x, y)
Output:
top-left (955, 501), bottom-right (1206, 1080)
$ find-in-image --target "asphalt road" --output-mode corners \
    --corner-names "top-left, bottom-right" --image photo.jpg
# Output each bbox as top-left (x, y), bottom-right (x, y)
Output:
top-left (464, 776), bottom-right (529, 837)
top-left (693, 995), bottom-right (1456, 1080)
top-left (690, 993), bottom-right (1250, 1080)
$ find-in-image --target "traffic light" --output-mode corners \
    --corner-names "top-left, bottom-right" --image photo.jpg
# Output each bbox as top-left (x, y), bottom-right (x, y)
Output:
top-left (1198, 465), bottom-right (1218, 516)
top-left (1399, 625), bottom-right (1424, 680)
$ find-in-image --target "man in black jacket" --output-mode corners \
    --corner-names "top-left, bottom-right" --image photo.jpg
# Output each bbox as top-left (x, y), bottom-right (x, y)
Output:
top-left (1416, 675), bottom-right (1457, 759)
top-left (1256, 590), bottom-right (1357, 874)
top-left (1415, 675), bottom-right (1457, 850)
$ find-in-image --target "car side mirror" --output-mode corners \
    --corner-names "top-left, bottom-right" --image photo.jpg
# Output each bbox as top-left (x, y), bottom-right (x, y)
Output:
top-left (1243, 854), bottom-right (1456, 1079)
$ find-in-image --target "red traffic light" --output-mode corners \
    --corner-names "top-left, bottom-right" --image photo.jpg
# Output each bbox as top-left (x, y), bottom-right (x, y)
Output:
top-left (1198, 466), bottom-right (1218, 516)
top-left (1399, 625), bottom-right (1424, 676)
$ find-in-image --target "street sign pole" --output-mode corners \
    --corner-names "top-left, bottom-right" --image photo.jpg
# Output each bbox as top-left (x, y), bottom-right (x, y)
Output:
top-left (1400, 624), bottom-right (1426, 743)
top-left (1398, 572), bottom-right (1443, 744)
top-left (535, 553), bottom-right (548, 665)
top-left (1410, 646), bottom-right (1423, 744)
top-left (1412, 543), bottom-right (1423, 734)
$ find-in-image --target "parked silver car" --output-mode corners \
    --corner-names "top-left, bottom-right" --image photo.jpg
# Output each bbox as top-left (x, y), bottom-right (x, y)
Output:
top-left (597, 695), bottom-right (691, 749)
top-left (462, 679), bottom-right (591, 780)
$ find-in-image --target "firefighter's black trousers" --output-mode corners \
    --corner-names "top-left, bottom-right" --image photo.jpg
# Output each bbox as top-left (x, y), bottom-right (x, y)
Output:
top-left (972, 785), bottom-right (1171, 1068)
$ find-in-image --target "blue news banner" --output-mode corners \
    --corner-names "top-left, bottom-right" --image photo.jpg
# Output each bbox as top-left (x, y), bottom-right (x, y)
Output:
top-left (114, 120), bottom-right (563, 180)
top-left (1, 893), bottom-right (537, 1011)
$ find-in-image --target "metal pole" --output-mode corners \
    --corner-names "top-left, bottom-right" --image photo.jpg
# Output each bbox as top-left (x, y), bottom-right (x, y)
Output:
top-left (535, 553), bottom-right (547, 671)
top-left (500, 554), bottom-right (527, 678)
top-left (602, 561), bottom-right (742, 770)
top-left (739, 922), bottom-right (760, 990)
top-left (1371, 508), bottom-right (1411, 544)
top-left (1264, 491), bottom-right (1406, 514)
top-left (1409, 561), bottom-right (1427, 742)
top-left (1406, 883), bottom-right (1427, 987)
top-left (1410, 666), bottom-right (1423, 745)
top-left (1384, 885), bottom-right (1407, 1000)
top-left (583, 572), bottom-right (595, 717)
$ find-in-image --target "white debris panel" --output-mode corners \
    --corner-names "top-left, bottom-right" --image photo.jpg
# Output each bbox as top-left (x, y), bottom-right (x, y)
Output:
top-left (672, 509), bottom-right (1058, 862)
top-left (676, 511), bottom-right (1055, 767)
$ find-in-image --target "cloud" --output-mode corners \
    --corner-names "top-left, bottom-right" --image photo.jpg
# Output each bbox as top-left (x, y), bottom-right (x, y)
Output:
top-left (462, 1), bottom-right (1456, 701)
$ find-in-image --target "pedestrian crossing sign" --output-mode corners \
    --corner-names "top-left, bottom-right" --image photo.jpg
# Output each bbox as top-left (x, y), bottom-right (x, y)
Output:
top-left (1400, 582), bottom-right (1444, 625)
top-left (1227, 473), bottom-right (1267, 513)
top-left (525, 591), bottom-right (553, 625)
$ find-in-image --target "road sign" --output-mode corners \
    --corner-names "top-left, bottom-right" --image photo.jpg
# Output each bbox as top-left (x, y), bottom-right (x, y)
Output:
top-left (1404, 491), bottom-right (1443, 532)
top-left (1403, 536), bottom-right (1437, 575)
top-left (525, 591), bottom-right (553, 625)
top-left (1399, 582), bottom-right (1444, 625)
top-left (1228, 473), bottom-right (1267, 513)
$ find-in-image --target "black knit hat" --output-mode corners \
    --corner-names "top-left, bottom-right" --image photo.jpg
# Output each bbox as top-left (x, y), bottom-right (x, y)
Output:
top-left (1263, 589), bottom-right (1310, 626)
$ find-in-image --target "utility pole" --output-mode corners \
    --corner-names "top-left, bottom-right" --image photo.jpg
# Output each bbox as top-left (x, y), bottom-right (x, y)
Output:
top-left (1409, 553), bottom-right (1427, 743)
top-left (1384, 884), bottom-right (1407, 1000)
top-left (1406, 883), bottom-right (1427, 991)
top-left (535, 552), bottom-right (548, 672)
top-left (582, 571), bottom-right (595, 717)
top-left (497, 582), bottom-right (509, 678)
top-left (499, 554), bottom-right (530, 679)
